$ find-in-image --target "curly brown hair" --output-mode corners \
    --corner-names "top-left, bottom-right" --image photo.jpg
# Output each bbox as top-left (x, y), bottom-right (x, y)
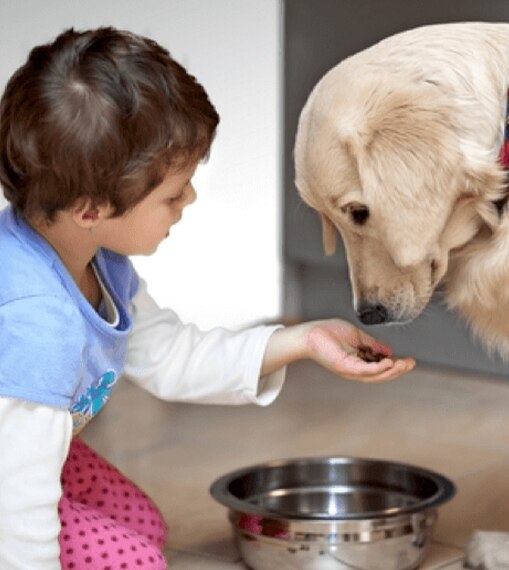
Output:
top-left (0, 27), bottom-right (219, 222)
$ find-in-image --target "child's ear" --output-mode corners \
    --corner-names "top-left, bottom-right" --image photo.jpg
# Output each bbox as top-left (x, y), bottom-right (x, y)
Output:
top-left (72, 199), bottom-right (101, 230)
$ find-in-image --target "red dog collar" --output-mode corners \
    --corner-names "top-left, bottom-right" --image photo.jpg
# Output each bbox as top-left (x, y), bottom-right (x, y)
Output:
top-left (493, 94), bottom-right (509, 215)
top-left (499, 95), bottom-right (509, 168)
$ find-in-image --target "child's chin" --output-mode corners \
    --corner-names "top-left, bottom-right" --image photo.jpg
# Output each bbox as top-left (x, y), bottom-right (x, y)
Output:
top-left (127, 242), bottom-right (161, 256)
top-left (143, 244), bottom-right (160, 255)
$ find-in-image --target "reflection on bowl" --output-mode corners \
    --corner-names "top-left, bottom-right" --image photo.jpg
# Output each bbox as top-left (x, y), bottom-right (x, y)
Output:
top-left (210, 456), bottom-right (455, 570)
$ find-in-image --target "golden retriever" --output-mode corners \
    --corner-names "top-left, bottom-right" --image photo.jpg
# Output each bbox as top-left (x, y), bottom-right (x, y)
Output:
top-left (294, 22), bottom-right (509, 569)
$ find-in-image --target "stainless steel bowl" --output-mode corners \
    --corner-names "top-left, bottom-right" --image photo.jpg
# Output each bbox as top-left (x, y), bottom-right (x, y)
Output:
top-left (210, 456), bottom-right (455, 570)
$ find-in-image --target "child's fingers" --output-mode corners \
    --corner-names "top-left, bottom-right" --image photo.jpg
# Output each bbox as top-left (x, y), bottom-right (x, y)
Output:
top-left (355, 358), bottom-right (416, 382)
top-left (364, 359), bottom-right (415, 382)
top-left (335, 356), bottom-right (415, 382)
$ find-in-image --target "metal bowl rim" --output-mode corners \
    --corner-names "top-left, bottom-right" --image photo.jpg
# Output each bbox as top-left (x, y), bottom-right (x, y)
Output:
top-left (209, 455), bottom-right (456, 521)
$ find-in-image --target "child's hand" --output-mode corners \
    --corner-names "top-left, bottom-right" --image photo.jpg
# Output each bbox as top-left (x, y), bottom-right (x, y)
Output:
top-left (304, 319), bottom-right (415, 382)
top-left (262, 319), bottom-right (415, 382)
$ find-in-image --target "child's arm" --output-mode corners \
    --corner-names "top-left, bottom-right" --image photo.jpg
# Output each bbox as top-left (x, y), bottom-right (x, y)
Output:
top-left (125, 278), bottom-right (285, 405)
top-left (261, 319), bottom-right (415, 382)
top-left (0, 398), bottom-right (72, 568)
top-left (125, 280), bottom-right (414, 408)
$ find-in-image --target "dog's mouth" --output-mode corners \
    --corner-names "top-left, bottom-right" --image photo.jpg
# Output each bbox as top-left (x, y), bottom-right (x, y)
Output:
top-left (355, 261), bottom-right (437, 326)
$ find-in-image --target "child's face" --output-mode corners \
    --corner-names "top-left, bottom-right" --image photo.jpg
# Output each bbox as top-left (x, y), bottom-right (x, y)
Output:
top-left (100, 161), bottom-right (198, 255)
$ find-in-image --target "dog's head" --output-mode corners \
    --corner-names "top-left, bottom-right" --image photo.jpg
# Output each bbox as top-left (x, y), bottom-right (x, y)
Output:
top-left (295, 63), bottom-right (504, 325)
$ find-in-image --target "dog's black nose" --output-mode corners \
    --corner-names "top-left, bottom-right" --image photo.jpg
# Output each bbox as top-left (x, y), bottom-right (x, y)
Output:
top-left (357, 303), bottom-right (389, 325)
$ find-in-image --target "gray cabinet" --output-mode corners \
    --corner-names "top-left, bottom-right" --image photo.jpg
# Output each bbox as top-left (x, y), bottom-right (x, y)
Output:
top-left (282, 0), bottom-right (509, 376)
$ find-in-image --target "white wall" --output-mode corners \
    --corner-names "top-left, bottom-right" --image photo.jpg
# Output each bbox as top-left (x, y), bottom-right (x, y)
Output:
top-left (0, 0), bottom-right (282, 329)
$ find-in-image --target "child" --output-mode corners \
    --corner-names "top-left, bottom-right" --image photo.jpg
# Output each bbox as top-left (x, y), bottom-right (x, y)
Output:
top-left (0, 27), bottom-right (415, 569)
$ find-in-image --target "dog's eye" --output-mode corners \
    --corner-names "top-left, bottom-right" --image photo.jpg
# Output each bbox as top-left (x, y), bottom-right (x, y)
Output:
top-left (341, 203), bottom-right (370, 226)
top-left (351, 206), bottom-right (369, 225)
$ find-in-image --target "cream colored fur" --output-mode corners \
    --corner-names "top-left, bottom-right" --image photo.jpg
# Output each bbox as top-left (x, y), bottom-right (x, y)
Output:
top-left (294, 23), bottom-right (509, 568)
top-left (295, 22), bottom-right (509, 356)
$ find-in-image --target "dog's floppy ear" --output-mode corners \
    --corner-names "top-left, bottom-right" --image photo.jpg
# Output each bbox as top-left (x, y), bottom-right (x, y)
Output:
top-left (348, 86), bottom-right (465, 267)
top-left (321, 213), bottom-right (337, 255)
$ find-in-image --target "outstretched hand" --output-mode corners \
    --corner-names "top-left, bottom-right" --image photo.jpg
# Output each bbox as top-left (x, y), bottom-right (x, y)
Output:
top-left (304, 319), bottom-right (415, 382)
top-left (262, 318), bottom-right (415, 382)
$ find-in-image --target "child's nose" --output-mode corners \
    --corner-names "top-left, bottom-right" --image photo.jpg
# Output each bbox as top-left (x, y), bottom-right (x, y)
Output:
top-left (185, 184), bottom-right (197, 206)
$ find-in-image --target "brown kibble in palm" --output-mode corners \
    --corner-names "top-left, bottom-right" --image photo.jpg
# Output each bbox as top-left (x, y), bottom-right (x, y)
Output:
top-left (356, 345), bottom-right (385, 362)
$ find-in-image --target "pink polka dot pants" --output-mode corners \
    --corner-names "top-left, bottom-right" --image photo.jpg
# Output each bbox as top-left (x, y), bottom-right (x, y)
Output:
top-left (59, 438), bottom-right (168, 569)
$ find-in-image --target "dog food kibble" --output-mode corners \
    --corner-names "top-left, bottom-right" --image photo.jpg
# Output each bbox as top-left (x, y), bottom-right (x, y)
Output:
top-left (356, 345), bottom-right (385, 362)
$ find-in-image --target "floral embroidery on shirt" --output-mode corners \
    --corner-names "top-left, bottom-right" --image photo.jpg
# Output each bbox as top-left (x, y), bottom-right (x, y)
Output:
top-left (71, 370), bottom-right (117, 433)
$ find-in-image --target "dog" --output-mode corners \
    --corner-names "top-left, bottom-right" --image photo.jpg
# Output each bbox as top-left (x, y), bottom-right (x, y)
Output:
top-left (294, 22), bottom-right (509, 569)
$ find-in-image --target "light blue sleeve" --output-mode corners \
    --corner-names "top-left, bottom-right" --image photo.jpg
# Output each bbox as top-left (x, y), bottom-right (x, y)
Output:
top-left (0, 296), bottom-right (86, 408)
